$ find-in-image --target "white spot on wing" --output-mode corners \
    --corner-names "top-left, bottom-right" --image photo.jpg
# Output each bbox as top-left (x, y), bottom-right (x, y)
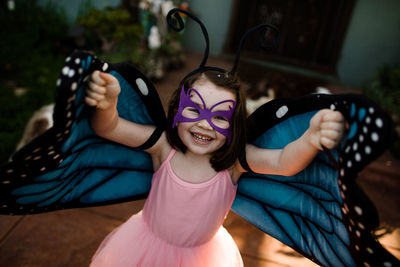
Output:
top-left (136, 78), bottom-right (149, 96)
top-left (371, 132), bottom-right (379, 142)
top-left (68, 69), bottom-right (75, 78)
top-left (353, 142), bottom-right (358, 151)
top-left (354, 206), bottom-right (363, 215)
top-left (356, 230), bottom-right (361, 237)
top-left (347, 160), bottom-right (352, 168)
top-left (102, 63), bottom-right (108, 71)
top-left (62, 66), bottom-right (69, 75)
top-left (276, 105), bottom-right (288, 118)
top-left (375, 118), bottom-right (383, 128)
top-left (71, 82), bottom-right (77, 91)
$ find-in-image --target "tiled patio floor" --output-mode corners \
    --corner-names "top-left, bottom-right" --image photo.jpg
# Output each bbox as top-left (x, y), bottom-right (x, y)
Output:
top-left (1, 51), bottom-right (399, 266)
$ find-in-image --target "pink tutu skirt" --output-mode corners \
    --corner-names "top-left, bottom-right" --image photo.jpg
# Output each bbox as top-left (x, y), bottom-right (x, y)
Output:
top-left (90, 212), bottom-right (243, 267)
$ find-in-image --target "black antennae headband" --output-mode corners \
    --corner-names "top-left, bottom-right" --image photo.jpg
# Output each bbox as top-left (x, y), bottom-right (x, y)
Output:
top-left (166, 8), bottom-right (279, 80)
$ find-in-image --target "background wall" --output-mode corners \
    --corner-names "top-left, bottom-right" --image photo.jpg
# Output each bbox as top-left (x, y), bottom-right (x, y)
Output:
top-left (337, 0), bottom-right (400, 86)
top-left (184, 0), bottom-right (400, 87)
top-left (37, 0), bottom-right (400, 88)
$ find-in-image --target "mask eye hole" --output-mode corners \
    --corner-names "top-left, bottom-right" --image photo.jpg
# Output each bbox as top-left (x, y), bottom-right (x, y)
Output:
top-left (211, 115), bottom-right (230, 129)
top-left (182, 107), bottom-right (200, 119)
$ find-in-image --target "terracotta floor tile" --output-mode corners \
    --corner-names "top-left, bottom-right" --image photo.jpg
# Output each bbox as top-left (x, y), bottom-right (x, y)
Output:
top-left (0, 209), bottom-right (121, 267)
top-left (242, 254), bottom-right (288, 267)
top-left (225, 212), bottom-right (318, 266)
top-left (0, 215), bottom-right (22, 242)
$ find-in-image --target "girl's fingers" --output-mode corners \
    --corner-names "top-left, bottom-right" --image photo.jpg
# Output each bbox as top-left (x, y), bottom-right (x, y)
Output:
top-left (85, 96), bottom-right (98, 106)
top-left (322, 110), bottom-right (345, 123)
top-left (320, 136), bottom-right (337, 149)
top-left (320, 129), bottom-right (341, 141)
top-left (86, 90), bottom-right (105, 102)
top-left (320, 121), bottom-right (345, 132)
top-left (88, 81), bottom-right (106, 94)
top-left (310, 110), bottom-right (346, 149)
top-left (99, 71), bottom-right (116, 83)
top-left (90, 70), bottom-right (105, 85)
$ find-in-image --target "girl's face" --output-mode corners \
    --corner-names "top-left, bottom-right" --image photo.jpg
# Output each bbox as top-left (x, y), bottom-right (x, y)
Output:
top-left (176, 79), bottom-right (236, 156)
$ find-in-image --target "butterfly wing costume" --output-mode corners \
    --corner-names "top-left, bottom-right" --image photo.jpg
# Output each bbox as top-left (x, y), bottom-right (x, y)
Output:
top-left (234, 94), bottom-right (397, 266)
top-left (0, 51), bottom-right (165, 213)
top-left (1, 8), bottom-right (398, 267)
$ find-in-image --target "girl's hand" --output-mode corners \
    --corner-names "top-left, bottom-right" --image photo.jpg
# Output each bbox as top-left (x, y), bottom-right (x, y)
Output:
top-left (85, 71), bottom-right (121, 110)
top-left (308, 109), bottom-right (346, 150)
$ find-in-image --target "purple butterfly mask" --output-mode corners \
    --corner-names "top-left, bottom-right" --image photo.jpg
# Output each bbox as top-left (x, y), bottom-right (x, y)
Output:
top-left (172, 86), bottom-right (236, 144)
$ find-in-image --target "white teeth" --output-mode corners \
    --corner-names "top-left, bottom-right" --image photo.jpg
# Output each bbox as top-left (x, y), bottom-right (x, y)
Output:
top-left (193, 133), bottom-right (212, 141)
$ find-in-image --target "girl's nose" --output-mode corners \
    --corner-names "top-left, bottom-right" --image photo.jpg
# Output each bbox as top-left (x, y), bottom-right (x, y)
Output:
top-left (197, 119), bottom-right (213, 130)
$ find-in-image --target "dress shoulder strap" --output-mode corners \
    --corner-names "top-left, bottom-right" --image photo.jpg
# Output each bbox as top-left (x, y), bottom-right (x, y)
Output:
top-left (165, 148), bottom-right (176, 162)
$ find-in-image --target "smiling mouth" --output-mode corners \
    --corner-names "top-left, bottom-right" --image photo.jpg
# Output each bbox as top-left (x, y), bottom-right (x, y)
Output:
top-left (192, 133), bottom-right (213, 143)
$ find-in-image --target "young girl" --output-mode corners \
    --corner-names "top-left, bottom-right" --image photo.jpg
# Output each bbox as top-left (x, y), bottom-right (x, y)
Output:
top-left (85, 69), bottom-right (345, 266)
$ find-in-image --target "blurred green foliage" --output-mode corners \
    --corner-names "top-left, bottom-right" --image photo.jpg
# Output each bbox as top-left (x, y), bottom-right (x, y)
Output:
top-left (77, 7), bottom-right (144, 52)
top-left (0, 0), bottom-right (70, 163)
top-left (77, 6), bottom-right (183, 78)
top-left (0, 1), bottom-right (184, 163)
top-left (362, 64), bottom-right (400, 158)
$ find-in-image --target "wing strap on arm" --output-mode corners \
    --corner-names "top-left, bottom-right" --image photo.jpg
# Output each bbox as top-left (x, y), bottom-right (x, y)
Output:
top-left (137, 126), bottom-right (164, 150)
top-left (238, 152), bottom-right (253, 173)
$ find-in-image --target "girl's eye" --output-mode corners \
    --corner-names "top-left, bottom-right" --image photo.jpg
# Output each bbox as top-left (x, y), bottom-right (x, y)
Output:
top-left (215, 116), bottom-right (228, 121)
top-left (182, 107), bottom-right (200, 119)
top-left (188, 108), bottom-right (199, 114)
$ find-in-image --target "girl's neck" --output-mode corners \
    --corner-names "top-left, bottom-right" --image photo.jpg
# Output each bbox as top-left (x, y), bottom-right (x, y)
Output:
top-left (170, 149), bottom-right (218, 184)
top-left (183, 149), bottom-right (212, 165)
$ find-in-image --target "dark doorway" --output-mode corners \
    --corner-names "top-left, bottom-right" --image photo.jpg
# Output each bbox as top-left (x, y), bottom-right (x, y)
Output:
top-left (226, 0), bottom-right (356, 73)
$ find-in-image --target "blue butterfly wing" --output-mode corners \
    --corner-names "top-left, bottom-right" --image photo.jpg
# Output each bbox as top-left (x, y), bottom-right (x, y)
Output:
top-left (233, 94), bottom-right (399, 266)
top-left (0, 51), bottom-right (166, 214)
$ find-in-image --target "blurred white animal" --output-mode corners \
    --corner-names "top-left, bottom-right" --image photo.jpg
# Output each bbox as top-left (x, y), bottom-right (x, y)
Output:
top-left (246, 88), bottom-right (275, 115)
top-left (16, 104), bottom-right (54, 151)
top-left (246, 86), bottom-right (331, 115)
top-left (315, 86), bottom-right (331, 94)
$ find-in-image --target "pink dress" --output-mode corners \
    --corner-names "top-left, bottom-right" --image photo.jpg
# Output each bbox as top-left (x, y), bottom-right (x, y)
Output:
top-left (90, 149), bottom-right (243, 267)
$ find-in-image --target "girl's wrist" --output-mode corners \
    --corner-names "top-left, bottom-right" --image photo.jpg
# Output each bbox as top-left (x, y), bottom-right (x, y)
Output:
top-left (96, 96), bottom-right (118, 110)
top-left (303, 128), bottom-right (322, 151)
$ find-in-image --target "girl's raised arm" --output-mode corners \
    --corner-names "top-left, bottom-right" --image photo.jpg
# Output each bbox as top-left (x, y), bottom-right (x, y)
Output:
top-left (85, 71), bottom-right (158, 150)
top-left (243, 109), bottom-right (345, 176)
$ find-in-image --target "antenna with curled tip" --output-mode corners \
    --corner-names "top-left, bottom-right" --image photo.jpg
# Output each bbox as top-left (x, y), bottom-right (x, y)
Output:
top-left (166, 8), bottom-right (279, 80)
top-left (230, 24), bottom-right (279, 75)
top-left (166, 8), bottom-right (210, 69)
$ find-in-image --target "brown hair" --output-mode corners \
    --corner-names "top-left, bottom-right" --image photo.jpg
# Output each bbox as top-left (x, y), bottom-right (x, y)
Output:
top-left (166, 70), bottom-right (247, 172)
